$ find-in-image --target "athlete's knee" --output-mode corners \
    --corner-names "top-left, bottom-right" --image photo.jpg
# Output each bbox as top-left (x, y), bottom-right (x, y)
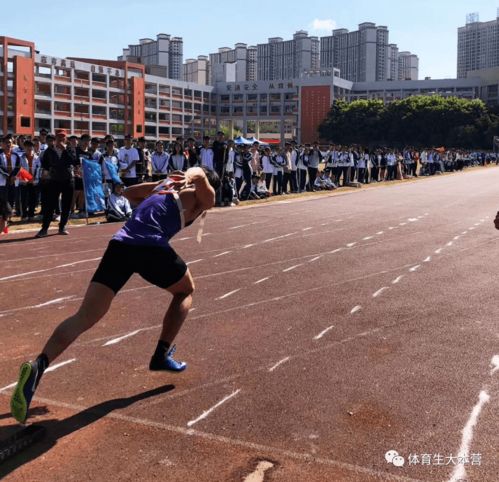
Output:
top-left (179, 280), bottom-right (194, 297)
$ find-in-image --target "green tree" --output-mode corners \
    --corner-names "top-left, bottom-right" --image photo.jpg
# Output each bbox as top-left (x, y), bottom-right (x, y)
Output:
top-left (319, 95), bottom-right (496, 149)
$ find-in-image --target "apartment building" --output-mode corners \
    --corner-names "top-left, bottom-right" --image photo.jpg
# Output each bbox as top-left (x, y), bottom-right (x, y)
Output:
top-left (458, 13), bottom-right (499, 78)
top-left (320, 23), bottom-right (389, 82)
top-left (118, 34), bottom-right (183, 80)
top-left (257, 31), bottom-right (320, 81)
top-left (209, 44), bottom-right (257, 84)
top-left (183, 56), bottom-right (210, 85)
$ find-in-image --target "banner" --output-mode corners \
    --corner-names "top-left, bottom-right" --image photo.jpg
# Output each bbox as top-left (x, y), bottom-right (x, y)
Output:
top-left (104, 159), bottom-right (122, 184)
top-left (82, 159), bottom-right (106, 213)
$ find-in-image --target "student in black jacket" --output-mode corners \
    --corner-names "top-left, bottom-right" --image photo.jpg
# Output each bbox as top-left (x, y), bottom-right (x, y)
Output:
top-left (36, 129), bottom-right (78, 238)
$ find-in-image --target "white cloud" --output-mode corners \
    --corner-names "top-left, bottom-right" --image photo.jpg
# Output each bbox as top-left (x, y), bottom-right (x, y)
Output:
top-left (311, 18), bottom-right (337, 32)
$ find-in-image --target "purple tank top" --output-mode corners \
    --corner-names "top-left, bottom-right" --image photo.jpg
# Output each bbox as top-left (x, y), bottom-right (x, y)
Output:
top-left (113, 192), bottom-right (185, 248)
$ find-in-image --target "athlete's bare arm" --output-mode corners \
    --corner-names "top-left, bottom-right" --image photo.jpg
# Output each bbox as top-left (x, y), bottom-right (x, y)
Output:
top-left (185, 167), bottom-right (216, 210)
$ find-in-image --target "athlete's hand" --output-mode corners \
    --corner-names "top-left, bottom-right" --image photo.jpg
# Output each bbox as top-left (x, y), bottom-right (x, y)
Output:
top-left (494, 211), bottom-right (499, 230)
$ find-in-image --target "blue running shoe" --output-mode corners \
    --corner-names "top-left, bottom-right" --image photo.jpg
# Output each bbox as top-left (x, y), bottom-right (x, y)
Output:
top-left (149, 345), bottom-right (187, 372)
top-left (10, 361), bottom-right (41, 424)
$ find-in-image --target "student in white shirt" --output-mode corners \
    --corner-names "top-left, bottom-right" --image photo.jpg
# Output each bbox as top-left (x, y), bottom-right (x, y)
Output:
top-left (272, 149), bottom-right (286, 195)
top-left (118, 135), bottom-right (140, 186)
top-left (106, 183), bottom-right (132, 222)
top-left (256, 173), bottom-right (270, 197)
top-left (286, 143), bottom-right (298, 193)
top-left (151, 141), bottom-right (170, 181)
top-left (99, 139), bottom-right (121, 199)
top-left (169, 142), bottom-right (187, 172)
top-left (261, 147), bottom-right (274, 190)
top-left (19, 140), bottom-right (41, 220)
top-left (225, 140), bottom-right (236, 175)
top-left (199, 136), bottom-right (214, 170)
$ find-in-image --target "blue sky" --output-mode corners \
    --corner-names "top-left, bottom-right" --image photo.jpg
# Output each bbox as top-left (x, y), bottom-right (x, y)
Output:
top-left (3, 0), bottom-right (498, 79)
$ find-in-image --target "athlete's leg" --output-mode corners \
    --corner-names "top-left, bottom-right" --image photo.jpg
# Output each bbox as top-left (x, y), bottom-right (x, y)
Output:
top-left (149, 270), bottom-right (194, 372)
top-left (159, 269), bottom-right (195, 345)
top-left (11, 282), bottom-right (115, 423)
top-left (42, 282), bottom-right (115, 363)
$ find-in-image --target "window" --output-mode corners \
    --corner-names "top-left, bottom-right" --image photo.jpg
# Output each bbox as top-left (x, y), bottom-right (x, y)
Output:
top-left (136, 125), bottom-right (143, 133)
top-left (92, 122), bottom-right (106, 131)
top-left (20, 117), bottom-right (31, 128)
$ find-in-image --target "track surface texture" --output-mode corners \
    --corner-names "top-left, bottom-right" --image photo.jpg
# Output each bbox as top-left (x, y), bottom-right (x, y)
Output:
top-left (1, 168), bottom-right (499, 482)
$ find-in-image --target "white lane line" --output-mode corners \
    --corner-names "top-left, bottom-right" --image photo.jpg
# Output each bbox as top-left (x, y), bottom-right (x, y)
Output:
top-left (453, 236), bottom-right (461, 241)
top-left (243, 460), bottom-right (274, 482)
top-left (186, 389), bottom-right (241, 427)
top-left (376, 231), bottom-right (384, 235)
top-left (435, 248), bottom-right (444, 254)
top-left (350, 305), bottom-right (362, 314)
top-left (490, 355), bottom-right (499, 375)
top-left (329, 248), bottom-right (343, 254)
top-left (362, 236), bottom-right (373, 241)
top-left (0, 258), bottom-right (101, 281)
top-left (309, 256), bottom-right (322, 263)
top-left (423, 256), bottom-right (431, 263)
top-left (0, 382), bottom-right (17, 392)
top-left (446, 241), bottom-right (453, 247)
top-left (213, 251), bottom-right (232, 258)
top-left (57, 257), bottom-right (102, 269)
top-left (408, 218), bottom-right (418, 222)
top-left (314, 325), bottom-right (335, 340)
top-left (243, 243), bottom-right (255, 249)
top-left (388, 226), bottom-right (395, 230)
top-left (7, 394), bottom-right (422, 482)
top-left (268, 357), bottom-right (290, 372)
top-left (448, 390), bottom-right (491, 482)
top-left (186, 259), bottom-right (203, 265)
top-left (302, 227), bottom-right (313, 231)
top-left (215, 289), bottom-right (241, 301)
top-left (45, 358), bottom-right (76, 373)
top-left (1, 357), bottom-right (78, 392)
top-left (283, 264), bottom-right (302, 273)
top-left (262, 232), bottom-right (297, 244)
top-left (461, 231), bottom-right (468, 235)
top-left (372, 287), bottom-right (389, 298)
top-left (417, 216), bottom-right (424, 219)
top-left (424, 213), bottom-right (429, 216)
top-left (0, 295), bottom-right (76, 315)
top-left (409, 265), bottom-right (421, 272)
top-left (178, 237), bottom-right (192, 241)
top-left (254, 277), bottom-right (270, 285)
top-left (474, 223), bottom-right (480, 226)
top-left (346, 242), bottom-right (357, 248)
top-left (469, 227), bottom-right (475, 230)
top-left (392, 276), bottom-right (404, 284)
top-left (103, 330), bottom-right (141, 346)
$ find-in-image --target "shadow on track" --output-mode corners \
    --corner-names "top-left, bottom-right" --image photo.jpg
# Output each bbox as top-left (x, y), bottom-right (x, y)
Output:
top-left (0, 384), bottom-right (174, 477)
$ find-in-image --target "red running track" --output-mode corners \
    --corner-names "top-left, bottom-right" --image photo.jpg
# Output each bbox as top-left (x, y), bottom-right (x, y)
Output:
top-left (1, 168), bottom-right (499, 481)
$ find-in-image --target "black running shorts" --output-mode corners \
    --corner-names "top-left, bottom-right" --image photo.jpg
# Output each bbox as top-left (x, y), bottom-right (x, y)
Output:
top-left (91, 240), bottom-right (187, 294)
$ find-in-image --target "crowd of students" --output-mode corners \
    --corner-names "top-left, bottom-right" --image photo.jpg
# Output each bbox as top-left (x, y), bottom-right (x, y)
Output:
top-left (0, 128), bottom-right (497, 236)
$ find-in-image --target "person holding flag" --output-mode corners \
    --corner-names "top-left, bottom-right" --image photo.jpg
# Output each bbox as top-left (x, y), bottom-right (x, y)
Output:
top-left (10, 166), bottom-right (220, 424)
top-left (99, 139), bottom-right (121, 200)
